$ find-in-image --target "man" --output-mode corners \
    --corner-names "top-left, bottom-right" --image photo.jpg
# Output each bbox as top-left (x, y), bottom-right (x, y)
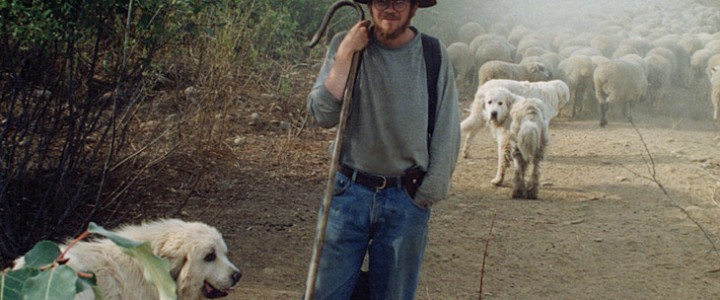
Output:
top-left (306, 0), bottom-right (460, 299)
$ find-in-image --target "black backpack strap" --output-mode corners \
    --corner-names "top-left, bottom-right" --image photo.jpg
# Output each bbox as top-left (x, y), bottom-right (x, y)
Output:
top-left (421, 33), bottom-right (441, 152)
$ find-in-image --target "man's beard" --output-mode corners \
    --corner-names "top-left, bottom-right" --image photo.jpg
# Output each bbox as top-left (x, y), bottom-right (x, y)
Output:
top-left (378, 19), bottom-right (410, 40)
top-left (375, 11), bottom-right (414, 40)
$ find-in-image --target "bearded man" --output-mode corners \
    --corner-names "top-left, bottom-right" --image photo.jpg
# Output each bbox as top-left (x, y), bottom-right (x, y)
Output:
top-left (306, 0), bottom-right (460, 299)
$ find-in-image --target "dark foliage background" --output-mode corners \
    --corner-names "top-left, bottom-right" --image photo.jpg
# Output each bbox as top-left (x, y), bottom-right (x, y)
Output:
top-left (0, 0), bottom-right (489, 267)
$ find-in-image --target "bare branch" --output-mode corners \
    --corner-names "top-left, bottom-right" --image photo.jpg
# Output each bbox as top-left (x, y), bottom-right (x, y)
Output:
top-left (479, 211), bottom-right (497, 300)
top-left (627, 118), bottom-right (720, 259)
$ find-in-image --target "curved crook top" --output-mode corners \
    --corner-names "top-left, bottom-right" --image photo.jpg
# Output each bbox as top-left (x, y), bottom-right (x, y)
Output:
top-left (308, 0), bottom-right (366, 48)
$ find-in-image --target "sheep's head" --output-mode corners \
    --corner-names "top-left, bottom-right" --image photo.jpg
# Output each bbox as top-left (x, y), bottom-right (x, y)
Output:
top-left (528, 63), bottom-right (552, 81)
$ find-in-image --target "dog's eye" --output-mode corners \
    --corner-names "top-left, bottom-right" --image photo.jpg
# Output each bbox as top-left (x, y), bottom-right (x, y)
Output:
top-left (498, 102), bottom-right (503, 106)
top-left (204, 251), bottom-right (217, 262)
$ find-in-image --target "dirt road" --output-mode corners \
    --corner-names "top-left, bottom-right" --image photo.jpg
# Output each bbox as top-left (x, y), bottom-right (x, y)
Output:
top-left (223, 0), bottom-right (720, 298)
top-left (227, 99), bottom-right (720, 299)
top-left (422, 114), bottom-right (720, 299)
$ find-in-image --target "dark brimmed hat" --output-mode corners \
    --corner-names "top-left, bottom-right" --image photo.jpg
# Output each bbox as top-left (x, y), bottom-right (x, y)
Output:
top-left (354, 0), bottom-right (437, 8)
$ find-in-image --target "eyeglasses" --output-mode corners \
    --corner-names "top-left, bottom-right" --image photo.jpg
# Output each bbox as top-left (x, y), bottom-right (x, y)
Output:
top-left (373, 0), bottom-right (410, 12)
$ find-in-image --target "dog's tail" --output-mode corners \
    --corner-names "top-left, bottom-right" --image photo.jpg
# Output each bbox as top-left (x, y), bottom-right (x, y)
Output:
top-left (517, 120), bottom-right (541, 162)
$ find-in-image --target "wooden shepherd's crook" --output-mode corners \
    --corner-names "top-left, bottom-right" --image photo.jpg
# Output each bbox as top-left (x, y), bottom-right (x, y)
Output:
top-left (304, 1), bottom-right (365, 299)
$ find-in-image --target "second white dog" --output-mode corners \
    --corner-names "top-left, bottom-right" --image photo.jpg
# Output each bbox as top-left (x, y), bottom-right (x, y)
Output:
top-left (477, 87), bottom-right (550, 192)
top-left (509, 97), bottom-right (550, 199)
top-left (461, 79), bottom-right (566, 159)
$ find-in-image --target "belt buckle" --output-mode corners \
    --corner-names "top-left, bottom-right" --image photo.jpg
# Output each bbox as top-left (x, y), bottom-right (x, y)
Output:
top-left (376, 176), bottom-right (387, 189)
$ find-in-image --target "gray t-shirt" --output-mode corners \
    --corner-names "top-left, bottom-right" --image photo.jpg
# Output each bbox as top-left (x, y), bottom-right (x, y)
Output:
top-left (307, 27), bottom-right (460, 205)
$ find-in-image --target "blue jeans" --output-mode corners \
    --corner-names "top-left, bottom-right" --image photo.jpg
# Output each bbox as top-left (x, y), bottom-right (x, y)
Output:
top-left (311, 171), bottom-right (431, 300)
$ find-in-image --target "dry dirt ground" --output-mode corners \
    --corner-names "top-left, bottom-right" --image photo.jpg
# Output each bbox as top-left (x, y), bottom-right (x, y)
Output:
top-left (214, 78), bottom-right (720, 299)
top-left (13, 65), bottom-right (714, 299)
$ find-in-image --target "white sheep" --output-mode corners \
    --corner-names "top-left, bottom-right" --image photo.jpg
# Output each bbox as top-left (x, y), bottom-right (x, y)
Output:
top-left (590, 55), bottom-right (610, 68)
top-left (458, 22), bottom-right (485, 44)
top-left (646, 47), bottom-right (678, 78)
top-left (471, 36), bottom-right (515, 82)
top-left (507, 25), bottom-right (531, 47)
top-left (447, 42), bottom-right (473, 86)
top-left (477, 60), bottom-right (552, 86)
top-left (558, 55), bottom-right (595, 118)
top-left (707, 54), bottom-right (720, 122)
top-left (590, 34), bottom-right (623, 57)
top-left (568, 47), bottom-right (602, 59)
top-left (710, 65), bottom-right (720, 122)
top-left (619, 38), bottom-right (653, 55)
top-left (678, 34), bottom-right (703, 57)
top-left (488, 22), bottom-right (510, 37)
top-left (516, 35), bottom-right (552, 62)
top-left (619, 54), bottom-right (647, 75)
top-left (705, 54), bottom-right (720, 79)
top-left (642, 54), bottom-right (673, 111)
top-left (593, 59), bottom-right (648, 127)
top-left (690, 49), bottom-right (715, 82)
top-left (652, 40), bottom-right (691, 87)
top-left (611, 44), bottom-right (641, 59)
top-left (521, 54), bottom-right (560, 81)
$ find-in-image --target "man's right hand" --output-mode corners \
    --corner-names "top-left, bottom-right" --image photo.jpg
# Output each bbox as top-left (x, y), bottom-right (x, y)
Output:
top-left (325, 20), bottom-right (371, 101)
top-left (337, 20), bottom-right (371, 58)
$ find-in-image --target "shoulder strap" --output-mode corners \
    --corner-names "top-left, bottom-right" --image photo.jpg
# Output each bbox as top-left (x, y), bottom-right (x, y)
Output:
top-left (421, 33), bottom-right (441, 152)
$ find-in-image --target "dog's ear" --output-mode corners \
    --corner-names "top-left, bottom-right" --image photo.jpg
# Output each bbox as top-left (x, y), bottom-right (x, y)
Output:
top-left (168, 255), bottom-right (187, 281)
top-left (152, 238), bottom-right (189, 281)
top-left (477, 94), bottom-right (487, 109)
top-left (502, 94), bottom-right (512, 108)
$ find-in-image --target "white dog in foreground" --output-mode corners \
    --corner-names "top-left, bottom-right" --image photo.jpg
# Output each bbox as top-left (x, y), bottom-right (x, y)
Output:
top-left (508, 97), bottom-right (550, 199)
top-left (14, 219), bottom-right (241, 300)
top-left (461, 79), bottom-right (566, 159)
top-left (471, 87), bottom-right (550, 197)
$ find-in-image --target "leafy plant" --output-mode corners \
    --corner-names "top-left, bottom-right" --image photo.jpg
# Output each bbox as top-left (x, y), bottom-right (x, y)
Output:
top-left (0, 223), bottom-right (175, 300)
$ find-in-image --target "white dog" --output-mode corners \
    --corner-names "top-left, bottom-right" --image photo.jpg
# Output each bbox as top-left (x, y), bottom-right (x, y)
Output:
top-left (509, 97), bottom-right (550, 199)
top-left (480, 79), bottom-right (569, 119)
top-left (461, 79), bottom-right (565, 159)
top-left (14, 219), bottom-right (241, 300)
top-left (466, 87), bottom-right (550, 188)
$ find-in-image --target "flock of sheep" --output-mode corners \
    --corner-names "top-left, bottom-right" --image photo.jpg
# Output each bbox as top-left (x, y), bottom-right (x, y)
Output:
top-left (447, 0), bottom-right (720, 126)
top-left (446, 0), bottom-right (720, 198)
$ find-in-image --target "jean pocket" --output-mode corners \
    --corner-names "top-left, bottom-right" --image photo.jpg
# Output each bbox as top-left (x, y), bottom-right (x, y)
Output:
top-left (402, 188), bottom-right (429, 211)
top-left (333, 172), bottom-right (351, 196)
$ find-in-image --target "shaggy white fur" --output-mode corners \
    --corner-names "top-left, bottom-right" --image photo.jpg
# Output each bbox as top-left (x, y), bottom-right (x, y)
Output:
top-left (463, 87), bottom-right (550, 188)
top-left (14, 219), bottom-right (241, 300)
top-left (509, 97), bottom-right (550, 199)
top-left (460, 79), bottom-right (561, 160)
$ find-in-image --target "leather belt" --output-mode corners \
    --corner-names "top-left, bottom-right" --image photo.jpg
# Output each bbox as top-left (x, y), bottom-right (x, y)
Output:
top-left (338, 165), bottom-right (400, 190)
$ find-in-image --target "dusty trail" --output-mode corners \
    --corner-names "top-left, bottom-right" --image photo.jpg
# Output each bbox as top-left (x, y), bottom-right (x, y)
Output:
top-left (230, 105), bottom-right (720, 299)
top-left (421, 114), bottom-right (720, 299)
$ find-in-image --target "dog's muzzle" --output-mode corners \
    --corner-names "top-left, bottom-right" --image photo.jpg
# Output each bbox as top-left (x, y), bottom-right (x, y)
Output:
top-left (202, 271), bottom-right (242, 299)
top-left (490, 111), bottom-right (498, 120)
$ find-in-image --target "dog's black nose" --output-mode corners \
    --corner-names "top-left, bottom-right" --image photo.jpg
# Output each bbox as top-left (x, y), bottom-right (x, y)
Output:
top-left (231, 271), bottom-right (242, 285)
top-left (490, 111), bottom-right (498, 119)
